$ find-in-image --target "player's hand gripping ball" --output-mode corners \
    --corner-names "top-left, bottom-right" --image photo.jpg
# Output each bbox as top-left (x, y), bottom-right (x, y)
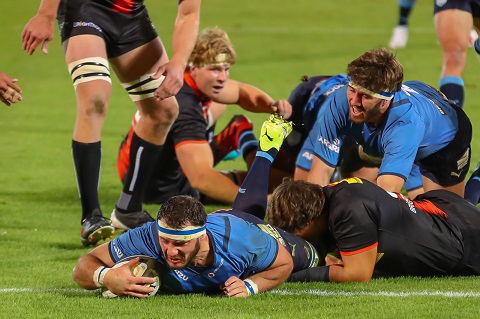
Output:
top-left (102, 255), bottom-right (160, 298)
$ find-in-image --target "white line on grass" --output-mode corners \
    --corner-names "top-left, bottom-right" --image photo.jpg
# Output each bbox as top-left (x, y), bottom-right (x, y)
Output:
top-left (272, 289), bottom-right (480, 298)
top-left (2, 288), bottom-right (480, 297)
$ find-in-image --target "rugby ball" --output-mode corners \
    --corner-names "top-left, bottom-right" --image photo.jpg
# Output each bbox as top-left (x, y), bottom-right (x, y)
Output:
top-left (102, 255), bottom-right (160, 298)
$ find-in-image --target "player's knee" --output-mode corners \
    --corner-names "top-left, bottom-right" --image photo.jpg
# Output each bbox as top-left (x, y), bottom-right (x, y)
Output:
top-left (142, 99), bottom-right (179, 128)
top-left (68, 57), bottom-right (111, 88)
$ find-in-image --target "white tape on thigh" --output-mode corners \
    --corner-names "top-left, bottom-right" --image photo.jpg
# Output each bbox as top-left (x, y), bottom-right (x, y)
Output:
top-left (68, 57), bottom-right (111, 88)
top-left (122, 74), bottom-right (165, 102)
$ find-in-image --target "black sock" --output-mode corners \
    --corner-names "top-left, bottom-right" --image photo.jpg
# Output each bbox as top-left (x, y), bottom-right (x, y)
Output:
top-left (116, 133), bottom-right (163, 213)
top-left (72, 140), bottom-right (102, 222)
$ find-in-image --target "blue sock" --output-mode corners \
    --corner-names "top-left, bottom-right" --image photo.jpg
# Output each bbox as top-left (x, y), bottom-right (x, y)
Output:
top-left (439, 76), bottom-right (464, 108)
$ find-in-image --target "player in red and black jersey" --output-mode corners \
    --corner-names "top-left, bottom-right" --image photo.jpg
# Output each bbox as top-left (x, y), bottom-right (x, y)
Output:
top-left (114, 27), bottom-right (292, 230)
top-left (266, 177), bottom-right (480, 282)
top-left (21, 0), bottom-right (201, 246)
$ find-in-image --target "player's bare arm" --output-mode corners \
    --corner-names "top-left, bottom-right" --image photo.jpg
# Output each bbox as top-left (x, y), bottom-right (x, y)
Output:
top-left (215, 80), bottom-right (292, 118)
top-left (328, 246), bottom-right (377, 282)
top-left (72, 244), bottom-right (155, 298)
top-left (377, 174), bottom-right (405, 194)
top-left (307, 156), bottom-right (335, 186)
top-left (152, 0), bottom-right (201, 100)
top-left (21, 0), bottom-right (60, 55)
top-left (222, 241), bottom-right (293, 297)
top-left (176, 142), bottom-right (240, 203)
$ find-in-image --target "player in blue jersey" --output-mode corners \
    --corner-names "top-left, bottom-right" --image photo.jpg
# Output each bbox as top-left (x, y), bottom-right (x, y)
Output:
top-left (285, 74), bottom-right (423, 198)
top-left (304, 48), bottom-right (471, 198)
top-left (21, 0), bottom-right (201, 247)
top-left (72, 115), bottom-right (320, 297)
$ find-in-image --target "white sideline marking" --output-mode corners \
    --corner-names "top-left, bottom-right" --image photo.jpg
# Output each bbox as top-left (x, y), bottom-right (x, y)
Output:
top-left (272, 289), bottom-right (480, 298)
top-left (0, 288), bottom-right (92, 294)
top-left (1, 287), bottom-right (480, 298)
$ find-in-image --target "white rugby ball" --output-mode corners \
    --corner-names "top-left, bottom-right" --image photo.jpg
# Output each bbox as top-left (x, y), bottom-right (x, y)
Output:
top-left (102, 255), bottom-right (160, 298)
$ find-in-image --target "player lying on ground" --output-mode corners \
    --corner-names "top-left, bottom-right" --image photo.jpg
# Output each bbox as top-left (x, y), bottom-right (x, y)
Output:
top-left (264, 176), bottom-right (480, 282)
top-left (72, 115), bottom-right (319, 297)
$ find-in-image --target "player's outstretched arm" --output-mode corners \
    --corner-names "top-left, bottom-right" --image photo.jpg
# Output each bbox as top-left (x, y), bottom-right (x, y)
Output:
top-left (221, 241), bottom-right (293, 297)
top-left (217, 80), bottom-right (292, 119)
top-left (72, 244), bottom-right (156, 298)
top-left (328, 247), bottom-right (377, 282)
top-left (289, 246), bottom-right (377, 283)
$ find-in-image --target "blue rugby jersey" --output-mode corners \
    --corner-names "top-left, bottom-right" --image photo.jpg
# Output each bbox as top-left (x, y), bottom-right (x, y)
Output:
top-left (311, 80), bottom-right (458, 182)
top-left (109, 212), bottom-right (278, 294)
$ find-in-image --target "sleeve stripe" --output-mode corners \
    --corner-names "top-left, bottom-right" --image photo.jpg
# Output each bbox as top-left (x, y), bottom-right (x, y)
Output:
top-left (340, 242), bottom-right (378, 256)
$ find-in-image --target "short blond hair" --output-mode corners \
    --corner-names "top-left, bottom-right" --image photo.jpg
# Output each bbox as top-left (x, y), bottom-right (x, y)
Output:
top-left (187, 27), bottom-right (236, 68)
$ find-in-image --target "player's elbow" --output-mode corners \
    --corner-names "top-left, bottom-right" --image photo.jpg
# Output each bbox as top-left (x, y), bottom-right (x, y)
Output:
top-left (186, 170), bottom-right (212, 191)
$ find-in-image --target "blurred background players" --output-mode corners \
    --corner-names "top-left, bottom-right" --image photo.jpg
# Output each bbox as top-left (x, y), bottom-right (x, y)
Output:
top-left (113, 27), bottom-right (292, 231)
top-left (389, 0), bottom-right (417, 49)
top-left (434, 0), bottom-right (480, 108)
top-left (21, 0), bottom-right (201, 246)
top-left (0, 71), bottom-right (23, 107)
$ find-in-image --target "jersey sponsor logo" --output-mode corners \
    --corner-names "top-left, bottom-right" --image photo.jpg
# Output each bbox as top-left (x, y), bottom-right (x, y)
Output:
top-left (435, 0), bottom-right (447, 7)
top-left (113, 245), bottom-right (124, 259)
top-left (400, 84), bottom-right (419, 96)
top-left (72, 21), bottom-right (103, 33)
top-left (318, 136), bottom-right (340, 153)
top-left (301, 151), bottom-right (314, 161)
top-left (239, 188), bottom-right (246, 194)
top-left (388, 192), bottom-right (417, 214)
top-left (323, 84), bottom-right (346, 97)
top-left (174, 270), bottom-right (189, 281)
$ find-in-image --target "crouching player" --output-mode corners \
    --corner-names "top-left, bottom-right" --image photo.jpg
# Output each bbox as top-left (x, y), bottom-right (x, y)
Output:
top-left (72, 115), bottom-right (319, 297)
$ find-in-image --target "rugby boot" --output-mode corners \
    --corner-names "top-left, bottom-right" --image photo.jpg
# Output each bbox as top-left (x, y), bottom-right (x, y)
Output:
top-left (259, 114), bottom-right (293, 152)
top-left (80, 209), bottom-right (114, 247)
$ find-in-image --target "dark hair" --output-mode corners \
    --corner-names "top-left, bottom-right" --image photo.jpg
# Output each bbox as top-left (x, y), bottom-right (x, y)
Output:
top-left (347, 47), bottom-right (403, 94)
top-left (266, 179), bottom-right (325, 233)
top-left (157, 195), bottom-right (207, 228)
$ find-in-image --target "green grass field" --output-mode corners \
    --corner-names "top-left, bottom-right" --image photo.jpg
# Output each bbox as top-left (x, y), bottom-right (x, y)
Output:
top-left (2, 1), bottom-right (480, 318)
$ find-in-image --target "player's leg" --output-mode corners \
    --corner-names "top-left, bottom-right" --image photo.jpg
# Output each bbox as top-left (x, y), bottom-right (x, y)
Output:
top-left (389, 0), bottom-right (417, 49)
top-left (232, 114), bottom-right (293, 217)
top-left (110, 37), bottom-right (178, 230)
top-left (64, 34), bottom-right (114, 246)
top-left (434, 7), bottom-right (473, 108)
